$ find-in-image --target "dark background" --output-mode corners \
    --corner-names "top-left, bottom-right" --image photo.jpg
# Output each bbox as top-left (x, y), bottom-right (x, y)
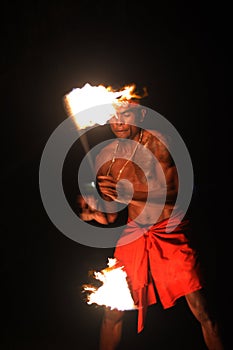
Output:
top-left (1, 1), bottom-right (231, 349)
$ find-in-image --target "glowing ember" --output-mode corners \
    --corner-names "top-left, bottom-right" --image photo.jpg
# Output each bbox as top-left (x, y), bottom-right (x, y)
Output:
top-left (83, 258), bottom-right (137, 311)
top-left (64, 83), bottom-right (147, 129)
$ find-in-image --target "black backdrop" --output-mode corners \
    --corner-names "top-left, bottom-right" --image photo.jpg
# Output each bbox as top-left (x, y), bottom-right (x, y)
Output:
top-left (1, 2), bottom-right (231, 349)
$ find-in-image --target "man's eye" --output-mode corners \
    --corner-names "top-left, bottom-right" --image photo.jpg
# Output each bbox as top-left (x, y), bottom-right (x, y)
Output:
top-left (123, 113), bottom-right (131, 117)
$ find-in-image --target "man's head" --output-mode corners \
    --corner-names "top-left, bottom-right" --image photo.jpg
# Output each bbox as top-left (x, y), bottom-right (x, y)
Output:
top-left (109, 100), bottom-right (147, 140)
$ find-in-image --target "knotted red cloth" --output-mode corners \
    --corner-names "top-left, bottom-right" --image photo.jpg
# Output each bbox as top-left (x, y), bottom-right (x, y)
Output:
top-left (114, 216), bottom-right (203, 333)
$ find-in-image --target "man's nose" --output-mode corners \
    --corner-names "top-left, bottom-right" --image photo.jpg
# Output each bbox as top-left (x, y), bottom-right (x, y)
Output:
top-left (115, 113), bottom-right (125, 124)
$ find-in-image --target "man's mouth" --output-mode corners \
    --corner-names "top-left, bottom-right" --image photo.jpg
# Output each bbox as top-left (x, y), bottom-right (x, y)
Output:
top-left (114, 129), bottom-right (128, 133)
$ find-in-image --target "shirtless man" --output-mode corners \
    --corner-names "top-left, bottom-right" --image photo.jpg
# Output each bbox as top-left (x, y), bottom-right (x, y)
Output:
top-left (78, 100), bottom-right (224, 350)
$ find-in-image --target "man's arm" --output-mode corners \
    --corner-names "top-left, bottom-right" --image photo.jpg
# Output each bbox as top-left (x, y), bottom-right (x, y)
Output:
top-left (97, 167), bottom-right (178, 207)
top-left (132, 164), bottom-right (178, 205)
top-left (76, 145), bottom-right (120, 224)
top-left (76, 194), bottom-right (110, 224)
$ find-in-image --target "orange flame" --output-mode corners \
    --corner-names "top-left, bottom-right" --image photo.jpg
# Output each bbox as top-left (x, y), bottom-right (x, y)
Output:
top-left (63, 83), bottom-right (147, 129)
top-left (82, 258), bottom-right (137, 311)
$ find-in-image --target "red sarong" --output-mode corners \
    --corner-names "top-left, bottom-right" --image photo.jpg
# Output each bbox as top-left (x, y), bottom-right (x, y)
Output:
top-left (114, 217), bottom-right (203, 333)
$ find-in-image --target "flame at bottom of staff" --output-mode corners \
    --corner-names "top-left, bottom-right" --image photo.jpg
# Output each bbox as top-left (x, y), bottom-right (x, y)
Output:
top-left (83, 258), bottom-right (137, 311)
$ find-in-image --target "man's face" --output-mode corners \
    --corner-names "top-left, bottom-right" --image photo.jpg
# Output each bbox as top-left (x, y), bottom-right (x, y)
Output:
top-left (109, 104), bottom-right (144, 140)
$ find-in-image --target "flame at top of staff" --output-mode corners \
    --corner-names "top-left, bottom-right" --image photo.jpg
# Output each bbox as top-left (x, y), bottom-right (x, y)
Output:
top-left (63, 83), bottom-right (147, 129)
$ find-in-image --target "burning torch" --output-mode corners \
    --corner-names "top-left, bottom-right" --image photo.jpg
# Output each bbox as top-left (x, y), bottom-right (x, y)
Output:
top-left (63, 83), bottom-right (146, 316)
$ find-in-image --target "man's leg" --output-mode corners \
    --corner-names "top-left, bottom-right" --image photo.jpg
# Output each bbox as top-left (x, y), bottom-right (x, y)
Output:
top-left (99, 308), bottom-right (124, 350)
top-left (185, 289), bottom-right (224, 350)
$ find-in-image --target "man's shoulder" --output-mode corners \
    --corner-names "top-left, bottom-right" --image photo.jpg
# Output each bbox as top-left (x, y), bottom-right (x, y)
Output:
top-left (144, 129), bottom-right (170, 146)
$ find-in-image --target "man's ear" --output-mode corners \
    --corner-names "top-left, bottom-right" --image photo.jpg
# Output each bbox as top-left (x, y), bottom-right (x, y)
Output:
top-left (139, 108), bottom-right (147, 122)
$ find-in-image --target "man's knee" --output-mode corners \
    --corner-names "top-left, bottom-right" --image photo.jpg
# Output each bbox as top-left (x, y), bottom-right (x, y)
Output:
top-left (185, 290), bottom-right (214, 323)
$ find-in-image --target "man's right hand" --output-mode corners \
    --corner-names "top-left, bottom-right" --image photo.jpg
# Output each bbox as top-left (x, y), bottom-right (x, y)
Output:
top-left (76, 195), bottom-right (109, 225)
